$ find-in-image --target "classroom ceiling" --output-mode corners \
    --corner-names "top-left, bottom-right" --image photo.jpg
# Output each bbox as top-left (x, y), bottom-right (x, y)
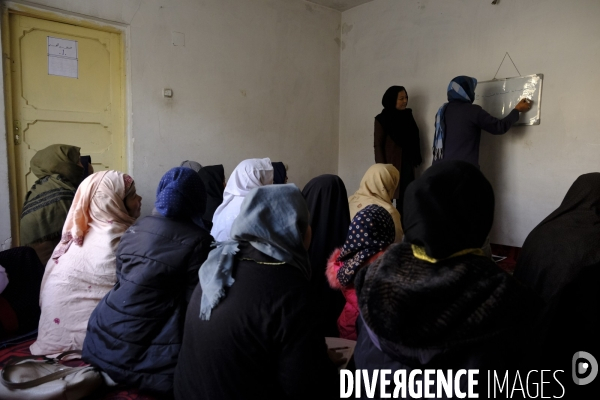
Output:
top-left (307, 0), bottom-right (375, 12)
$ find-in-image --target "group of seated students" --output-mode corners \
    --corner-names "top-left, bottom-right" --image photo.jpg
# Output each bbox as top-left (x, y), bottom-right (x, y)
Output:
top-left (0, 143), bottom-right (598, 399)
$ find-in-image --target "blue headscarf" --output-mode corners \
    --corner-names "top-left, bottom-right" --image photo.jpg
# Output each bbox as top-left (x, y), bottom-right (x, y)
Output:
top-left (432, 76), bottom-right (478, 161)
top-left (198, 184), bottom-right (311, 320)
top-left (155, 167), bottom-right (207, 228)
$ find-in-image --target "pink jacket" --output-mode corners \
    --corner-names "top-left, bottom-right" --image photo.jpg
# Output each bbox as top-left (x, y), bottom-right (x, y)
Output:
top-left (326, 248), bottom-right (385, 340)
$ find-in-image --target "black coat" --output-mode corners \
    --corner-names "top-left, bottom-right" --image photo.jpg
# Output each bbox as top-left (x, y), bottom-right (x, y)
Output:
top-left (174, 243), bottom-right (338, 400)
top-left (353, 243), bottom-right (540, 399)
top-left (82, 214), bottom-right (213, 394)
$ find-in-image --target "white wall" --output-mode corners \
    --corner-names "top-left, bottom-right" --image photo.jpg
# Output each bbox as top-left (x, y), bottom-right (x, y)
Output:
top-left (339, 0), bottom-right (600, 246)
top-left (0, 0), bottom-right (341, 245)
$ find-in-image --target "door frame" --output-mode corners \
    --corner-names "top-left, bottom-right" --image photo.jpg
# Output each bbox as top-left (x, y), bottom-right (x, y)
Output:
top-left (1, 2), bottom-right (130, 247)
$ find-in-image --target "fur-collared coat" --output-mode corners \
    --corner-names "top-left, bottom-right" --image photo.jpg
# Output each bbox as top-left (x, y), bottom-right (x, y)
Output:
top-left (353, 242), bottom-right (541, 398)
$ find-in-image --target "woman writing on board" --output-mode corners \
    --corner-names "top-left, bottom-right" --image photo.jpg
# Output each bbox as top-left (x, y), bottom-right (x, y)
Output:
top-left (374, 86), bottom-right (422, 214)
top-left (432, 75), bottom-right (532, 168)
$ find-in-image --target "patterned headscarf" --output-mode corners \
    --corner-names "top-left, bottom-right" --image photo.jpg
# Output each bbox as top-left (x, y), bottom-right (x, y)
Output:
top-left (155, 167), bottom-right (207, 228)
top-left (336, 204), bottom-right (395, 286)
top-left (51, 171), bottom-right (137, 261)
top-left (433, 76), bottom-right (478, 161)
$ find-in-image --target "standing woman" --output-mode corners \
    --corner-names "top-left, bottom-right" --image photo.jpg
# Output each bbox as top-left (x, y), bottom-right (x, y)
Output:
top-left (374, 86), bottom-right (422, 214)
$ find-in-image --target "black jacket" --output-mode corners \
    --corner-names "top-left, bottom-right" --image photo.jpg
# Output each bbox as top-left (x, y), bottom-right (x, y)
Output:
top-left (353, 243), bottom-right (540, 399)
top-left (82, 214), bottom-right (213, 394)
top-left (174, 243), bottom-right (338, 400)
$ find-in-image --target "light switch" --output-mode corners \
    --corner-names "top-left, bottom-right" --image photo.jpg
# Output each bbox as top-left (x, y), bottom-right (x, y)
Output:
top-left (163, 88), bottom-right (173, 98)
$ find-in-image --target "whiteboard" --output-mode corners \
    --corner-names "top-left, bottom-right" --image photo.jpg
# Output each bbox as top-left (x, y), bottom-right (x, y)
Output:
top-left (474, 74), bottom-right (543, 126)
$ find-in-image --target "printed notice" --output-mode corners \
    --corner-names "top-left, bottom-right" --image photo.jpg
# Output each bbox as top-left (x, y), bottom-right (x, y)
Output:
top-left (48, 36), bottom-right (78, 78)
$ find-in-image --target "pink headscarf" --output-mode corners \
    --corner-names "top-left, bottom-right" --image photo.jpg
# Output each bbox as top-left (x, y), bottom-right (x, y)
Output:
top-left (51, 170), bottom-right (136, 261)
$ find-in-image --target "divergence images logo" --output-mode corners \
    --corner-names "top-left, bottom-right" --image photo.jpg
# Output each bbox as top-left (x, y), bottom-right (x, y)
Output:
top-left (572, 351), bottom-right (598, 386)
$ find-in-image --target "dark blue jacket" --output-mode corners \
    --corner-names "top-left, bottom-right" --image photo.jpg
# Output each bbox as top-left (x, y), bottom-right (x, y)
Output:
top-left (433, 102), bottom-right (519, 167)
top-left (82, 214), bottom-right (213, 394)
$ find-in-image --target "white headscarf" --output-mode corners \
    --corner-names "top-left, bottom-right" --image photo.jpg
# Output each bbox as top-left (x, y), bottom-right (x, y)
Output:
top-left (210, 158), bottom-right (273, 241)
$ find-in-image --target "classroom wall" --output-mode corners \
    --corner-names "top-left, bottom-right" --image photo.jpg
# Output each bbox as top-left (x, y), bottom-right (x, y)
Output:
top-left (0, 0), bottom-right (341, 247)
top-left (338, 0), bottom-right (600, 247)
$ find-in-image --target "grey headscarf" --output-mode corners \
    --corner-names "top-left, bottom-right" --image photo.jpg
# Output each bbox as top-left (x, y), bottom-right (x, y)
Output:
top-left (198, 184), bottom-right (311, 320)
top-left (180, 160), bottom-right (202, 173)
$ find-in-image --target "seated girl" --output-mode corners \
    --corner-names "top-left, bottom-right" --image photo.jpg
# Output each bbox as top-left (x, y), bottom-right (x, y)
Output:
top-left (20, 144), bottom-right (84, 265)
top-left (353, 160), bottom-right (538, 396)
top-left (174, 185), bottom-right (338, 399)
top-left (198, 164), bottom-right (225, 230)
top-left (210, 158), bottom-right (273, 241)
top-left (348, 163), bottom-right (402, 242)
top-left (302, 174), bottom-right (351, 337)
top-left (82, 167), bottom-right (213, 395)
top-left (326, 204), bottom-right (395, 340)
top-left (0, 247), bottom-right (45, 339)
top-left (30, 170), bottom-right (140, 355)
top-left (514, 173), bottom-right (600, 397)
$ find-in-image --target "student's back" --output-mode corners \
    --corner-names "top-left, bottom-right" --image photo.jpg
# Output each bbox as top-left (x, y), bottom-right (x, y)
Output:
top-left (175, 244), bottom-right (336, 399)
top-left (83, 167), bottom-right (212, 395)
top-left (174, 185), bottom-right (338, 400)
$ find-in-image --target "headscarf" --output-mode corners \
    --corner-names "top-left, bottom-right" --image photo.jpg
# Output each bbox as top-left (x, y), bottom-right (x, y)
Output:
top-left (336, 204), bottom-right (395, 286)
top-left (302, 175), bottom-right (350, 280)
top-left (210, 158), bottom-right (274, 241)
top-left (50, 170), bottom-right (137, 262)
top-left (302, 175), bottom-right (350, 336)
top-left (348, 164), bottom-right (402, 242)
top-left (375, 86), bottom-right (422, 167)
top-left (20, 144), bottom-right (84, 245)
top-left (180, 160), bottom-right (202, 173)
top-left (155, 167), bottom-right (207, 228)
top-left (433, 76), bottom-right (478, 161)
top-left (199, 184), bottom-right (310, 320)
top-left (514, 173), bottom-right (600, 302)
top-left (272, 162), bottom-right (287, 184)
top-left (513, 173), bottom-right (600, 378)
top-left (403, 160), bottom-right (494, 260)
top-left (198, 165), bottom-right (225, 223)
top-left (30, 144), bottom-right (84, 186)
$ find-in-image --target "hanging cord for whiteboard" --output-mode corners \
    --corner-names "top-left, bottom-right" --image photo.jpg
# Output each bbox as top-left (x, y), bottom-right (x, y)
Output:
top-left (492, 52), bottom-right (521, 80)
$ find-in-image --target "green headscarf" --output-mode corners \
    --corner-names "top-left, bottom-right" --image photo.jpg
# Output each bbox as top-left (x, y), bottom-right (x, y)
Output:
top-left (20, 144), bottom-right (83, 245)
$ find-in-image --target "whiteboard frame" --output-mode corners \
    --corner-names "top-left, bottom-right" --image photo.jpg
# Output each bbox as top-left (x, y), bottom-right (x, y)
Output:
top-left (475, 73), bottom-right (543, 126)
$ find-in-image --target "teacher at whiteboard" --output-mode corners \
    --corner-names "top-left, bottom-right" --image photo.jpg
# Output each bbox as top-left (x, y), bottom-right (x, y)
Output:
top-left (374, 85), bottom-right (422, 214)
top-left (432, 75), bottom-right (532, 167)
